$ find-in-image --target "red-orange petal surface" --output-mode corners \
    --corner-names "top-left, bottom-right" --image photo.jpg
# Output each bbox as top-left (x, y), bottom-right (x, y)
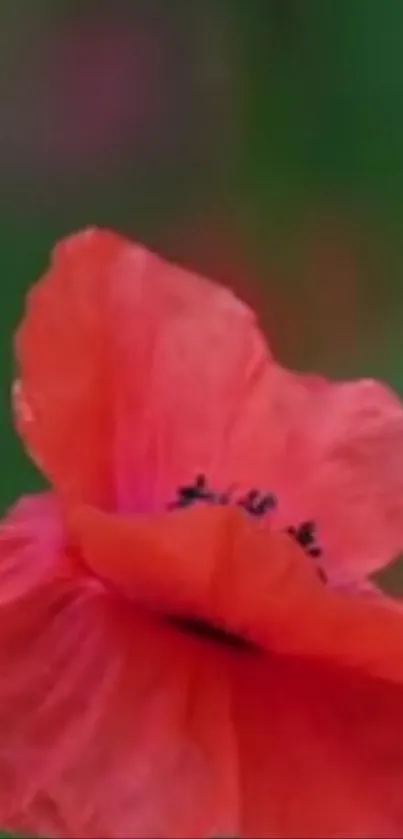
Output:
top-left (1, 499), bottom-right (403, 836)
top-left (14, 228), bottom-right (403, 584)
top-left (14, 228), bottom-right (271, 511)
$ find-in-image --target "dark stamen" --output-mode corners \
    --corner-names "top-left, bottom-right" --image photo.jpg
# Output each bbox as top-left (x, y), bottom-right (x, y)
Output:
top-left (168, 476), bottom-right (326, 583)
top-left (286, 520), bottom-right (325, 581)
top-left (238, 489), bottom-right (277, 517)
top-left (168, 473), bottom-right (216, 509)
top-left (294, 520), bottom-right (316, 548)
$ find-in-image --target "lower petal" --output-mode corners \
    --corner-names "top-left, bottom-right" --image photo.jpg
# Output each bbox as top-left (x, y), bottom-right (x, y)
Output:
top-left (0, 579), bottom-right (238, 838)
top-left (3, 578), bottom-right (403, 838)
top-left (232, 652), bottom-right (403, 838)
top-left (3, 500), bottom-right (403, 837)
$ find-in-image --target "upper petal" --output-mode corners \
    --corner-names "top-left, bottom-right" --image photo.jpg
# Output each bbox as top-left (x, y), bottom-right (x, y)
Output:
top-left (14, 227), bottom-right (403, 583)
top-left (292, 375), bottom-right (403, 582)
top-left (14, 228), bottom-right (273, 510)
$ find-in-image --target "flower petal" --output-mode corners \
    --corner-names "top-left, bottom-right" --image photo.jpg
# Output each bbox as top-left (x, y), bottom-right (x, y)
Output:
top-left (14, 227), bottom-right (273, 510)
top-left (15, 228), bottom-right (403, 583)
top-left (293, 375), bottom-right (403, 582)
top-left (0, 503), bottom-right (238, 838)
top-left (67, 502), bottom-right (403, 686)
top-left (0, 492), bottom-right (65, 605)
top-left (3, 502), bottom-right (403, 836)
top-left (232, 652), bottom-right (403, 838)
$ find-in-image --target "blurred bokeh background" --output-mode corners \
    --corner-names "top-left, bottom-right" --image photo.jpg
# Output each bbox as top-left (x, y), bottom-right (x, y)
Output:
top-left (1, 0), bottom-right (403, 512)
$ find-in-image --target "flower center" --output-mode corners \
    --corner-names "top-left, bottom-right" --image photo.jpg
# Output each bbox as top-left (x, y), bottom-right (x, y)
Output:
top-left (167, 473), bottom-right (326, 581)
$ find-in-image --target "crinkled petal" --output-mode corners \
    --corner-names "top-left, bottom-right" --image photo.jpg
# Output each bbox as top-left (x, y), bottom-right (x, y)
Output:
top-left (14, 228), bottom-right (403, 582)
top-left (14, 227), bottom-right (274, 511)
top-left (2, 503), bottom-right (403, 836)
top-left (0, 503), bottom-right (237, 839)
top-left (291, 375), bottom-right (403, 582)
top-left (0, 492), bottom-right (66, 605)
top-left (68, 502), bottom-right (403, 686)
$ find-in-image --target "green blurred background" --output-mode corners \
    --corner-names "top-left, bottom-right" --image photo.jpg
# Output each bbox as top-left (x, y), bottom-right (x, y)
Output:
top-left (1, 0), bottom-right (403, 516)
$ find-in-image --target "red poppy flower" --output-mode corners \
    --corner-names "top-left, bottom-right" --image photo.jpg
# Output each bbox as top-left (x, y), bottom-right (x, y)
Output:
top-left (2, 228), bottom-right (403, 837)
